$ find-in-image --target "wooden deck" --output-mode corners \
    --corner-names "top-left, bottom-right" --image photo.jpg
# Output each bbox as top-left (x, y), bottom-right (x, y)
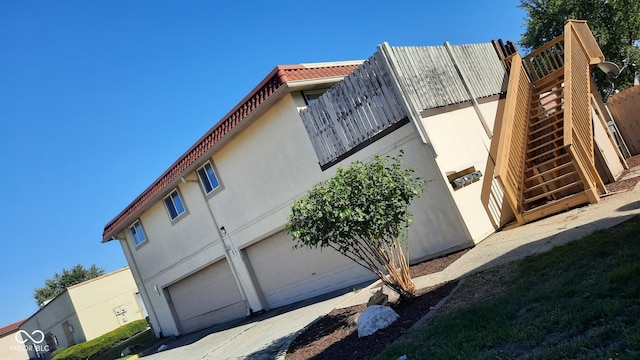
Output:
top-left (495, 20), bottom-right (606, 224)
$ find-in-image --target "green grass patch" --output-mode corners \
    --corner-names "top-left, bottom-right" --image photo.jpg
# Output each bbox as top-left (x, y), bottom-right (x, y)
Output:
top-left (51, 319), bottom-right (148, 360)
top-left (376, 216), bottom-right (640, 359)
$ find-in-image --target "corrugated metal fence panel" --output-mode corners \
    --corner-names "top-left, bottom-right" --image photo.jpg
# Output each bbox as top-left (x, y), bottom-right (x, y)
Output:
top-left (299, 52), bottom-right (408, 166)
top-left (390, 44), bottom-right (506, 111)
top-left (390, 45), bottom-right (469, 109)
top-left (449, 43), bottom-right (508, 98)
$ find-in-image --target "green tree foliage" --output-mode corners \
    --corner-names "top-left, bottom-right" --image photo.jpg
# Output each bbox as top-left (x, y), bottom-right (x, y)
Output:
top-left (33, 264), bottom-right (105, 307)
top-left (285, 152), bottom-right (428, 298)
top-left (519, 0), bottom-right (640, 92)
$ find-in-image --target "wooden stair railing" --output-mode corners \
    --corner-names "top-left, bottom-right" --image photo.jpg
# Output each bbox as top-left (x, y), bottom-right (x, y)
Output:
top-left (495, 20), bottom-right (606, 225)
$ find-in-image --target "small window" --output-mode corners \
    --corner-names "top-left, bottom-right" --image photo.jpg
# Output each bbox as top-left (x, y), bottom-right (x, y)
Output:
top-left (197, 161), bottom-right (221, 195)
top-left (164, 189), bottom-right (186, 220)
top-left (129, 220), bottom-right (147, 246)
top-left (302, 89), bottom-right (329, 106)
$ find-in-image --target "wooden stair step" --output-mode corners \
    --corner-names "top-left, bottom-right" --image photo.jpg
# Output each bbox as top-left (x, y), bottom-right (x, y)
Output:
top-left (521, 191), bottom-right (591, 223)
top-left (524, 171), bottom-right (580, 193)
top-left (530, 98), bottom-right (563, 114)
top-left (524, 152), bottom-right (571, 173)
top-left (524, 160), bottom-right (575, 182)
top-left (526, 138), bottom-right (563, 154)
top-left (523, 179), bottom-right (584, 205)
top-left (528, 118), bottom-right (563, 139)
top-left (528, 129), bottom-right (563, 146)
top-left (529, 108), bottom-right (564, 125)
top-left (526, 146), bottom-right (566, 163)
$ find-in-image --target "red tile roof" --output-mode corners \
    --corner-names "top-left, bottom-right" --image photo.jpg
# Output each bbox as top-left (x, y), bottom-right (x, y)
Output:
top-left (0, 319), bottom-right (26, 337)
top-left (103, 63), bottom-right (359, 241)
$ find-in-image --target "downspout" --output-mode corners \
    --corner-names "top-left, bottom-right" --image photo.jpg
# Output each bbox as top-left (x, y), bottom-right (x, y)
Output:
top-left (120, 236), bottom-right (164, 337)
top-left (181, 177), bottom-right (252, 316)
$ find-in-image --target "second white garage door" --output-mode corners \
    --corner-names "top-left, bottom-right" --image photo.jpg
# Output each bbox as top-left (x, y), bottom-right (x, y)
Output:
top-left (167, 259), bottom-right (246, 334)
top-left (245, 231), bottom-right (373, 309)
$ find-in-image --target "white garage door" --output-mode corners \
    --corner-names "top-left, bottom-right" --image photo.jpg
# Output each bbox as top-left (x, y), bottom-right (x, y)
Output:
top-left (167, 260), bottom-right (245, 334)
top-left (245, 231), bottom-right (373, 309)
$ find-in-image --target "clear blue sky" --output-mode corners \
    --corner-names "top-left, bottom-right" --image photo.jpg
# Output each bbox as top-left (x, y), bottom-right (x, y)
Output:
top-left (0, 1), bottom-right (526, 326)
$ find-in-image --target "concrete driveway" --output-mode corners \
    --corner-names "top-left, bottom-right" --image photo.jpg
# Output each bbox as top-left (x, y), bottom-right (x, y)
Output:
top-left (141, 183), bottom-right (640, 360)
top-left (140, 285), bottom-right (374, 360)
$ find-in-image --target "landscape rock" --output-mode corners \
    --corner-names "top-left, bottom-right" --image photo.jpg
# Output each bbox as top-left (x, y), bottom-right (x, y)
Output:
top-left (367, 284), bottom-right (401, 307)
top-left (367, 288), bottom-right (388, 307)
top-left (382, 284), bottom-right (401, 304)
top-left (357, 305), bottom-right (399, 337)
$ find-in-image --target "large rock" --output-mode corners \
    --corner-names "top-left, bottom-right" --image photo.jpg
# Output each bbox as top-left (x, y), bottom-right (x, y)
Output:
top-left (357, 305), bottom-right (399, 337)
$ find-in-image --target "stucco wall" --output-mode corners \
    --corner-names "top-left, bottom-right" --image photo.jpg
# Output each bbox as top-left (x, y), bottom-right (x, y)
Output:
top-left (421, 100), bottom-right (501, 242)
top-left (69, 267), bottom-right (144, 341)
top-left (20, 291), bottom-right (81, 357)
top-left (0, 331), bottom-right (30, 360)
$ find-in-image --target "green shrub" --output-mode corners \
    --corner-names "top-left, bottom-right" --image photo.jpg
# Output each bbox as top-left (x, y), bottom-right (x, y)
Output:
top-left (51, 319), bottom-right (148, 360)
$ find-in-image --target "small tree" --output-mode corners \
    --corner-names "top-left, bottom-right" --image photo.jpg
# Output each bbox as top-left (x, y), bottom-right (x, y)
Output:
top-left (285, 152), bottom-right (428, 299)
top-left (34, 264), bottom-right (105, 306)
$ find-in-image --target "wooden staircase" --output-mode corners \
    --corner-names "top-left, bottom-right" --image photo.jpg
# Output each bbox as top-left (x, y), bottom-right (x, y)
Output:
top-left (495, 20), bottom-right (606, 224)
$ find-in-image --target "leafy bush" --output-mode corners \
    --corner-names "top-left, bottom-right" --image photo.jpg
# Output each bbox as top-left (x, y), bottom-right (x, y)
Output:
top-left (51, 319), bottom-right (148, 360)
top-left (286, 152), bottom-right (427, 298)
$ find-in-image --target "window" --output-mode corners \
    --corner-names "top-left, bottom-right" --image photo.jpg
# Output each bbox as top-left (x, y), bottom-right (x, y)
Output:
top-left (197, 161), bottom-right (221, 195)
top-left (129, 220), bottom-right (147, 246)
top-left (302, 89), bottom-right (329, 105)
top-left (164, 189), bottom-right (186, 220)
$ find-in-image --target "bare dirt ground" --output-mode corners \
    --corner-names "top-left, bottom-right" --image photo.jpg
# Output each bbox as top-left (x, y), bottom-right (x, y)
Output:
top-left (286, 155), bottom-right (640, 360)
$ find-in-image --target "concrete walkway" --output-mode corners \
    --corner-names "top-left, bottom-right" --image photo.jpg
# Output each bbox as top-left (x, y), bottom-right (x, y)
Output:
top-left (142, 184), bottom-right (640, 360)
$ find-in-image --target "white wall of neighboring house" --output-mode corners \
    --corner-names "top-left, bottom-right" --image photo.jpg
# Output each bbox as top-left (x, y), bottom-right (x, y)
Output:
top-left (18, 267), bottom-right (143, 358)
top-left (0, 327), bottom-right (29, 360)
top-left (69, 267), bottom-right (144, 341)
top-left (116, 89), bottom-right (474, 336)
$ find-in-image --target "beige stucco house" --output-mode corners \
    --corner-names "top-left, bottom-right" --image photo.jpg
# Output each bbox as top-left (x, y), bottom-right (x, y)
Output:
top-left (102, 21), bottom-right (626, 337)
top-left (18, 267), bottom-right (144, 359)
top-left (0, 320), bottom-right (29, 360)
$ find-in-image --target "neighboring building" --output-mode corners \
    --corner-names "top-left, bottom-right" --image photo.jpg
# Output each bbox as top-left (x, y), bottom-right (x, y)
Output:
top-left (102, 20), bottom-right (625, 337)
top-left (0, 319), bottom-right (29, 360)
top-left (19, 267), bottom-right (144, 359)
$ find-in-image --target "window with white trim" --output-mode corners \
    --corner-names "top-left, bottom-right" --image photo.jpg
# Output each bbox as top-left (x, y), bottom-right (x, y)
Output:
top-left (129, 220), bottom-right (147, 246)
top-left (302, 89), bottom-right (329, 106)
top-left (164, 189), bottom-right (186, 220)
top-left (197, 161), bottom-right (221, 195)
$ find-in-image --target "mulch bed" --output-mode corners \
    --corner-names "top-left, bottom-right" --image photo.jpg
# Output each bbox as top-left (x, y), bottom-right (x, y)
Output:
top-left (285, 249), bottom-right (467, 360)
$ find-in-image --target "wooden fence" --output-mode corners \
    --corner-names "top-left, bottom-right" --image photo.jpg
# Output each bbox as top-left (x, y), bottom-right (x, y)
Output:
top-left (299, 51), bottom-right (408, 168)
top-left (299, 42), bottom-right (507, 168)
top-left (608, 86), bottom-right (640, 155)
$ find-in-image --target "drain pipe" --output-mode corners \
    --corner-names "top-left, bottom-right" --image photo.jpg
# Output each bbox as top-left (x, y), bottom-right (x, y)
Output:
top-left (181, 177), bottom-right (252, 316)
top-left (120, 235), bottom-right (164, 337)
